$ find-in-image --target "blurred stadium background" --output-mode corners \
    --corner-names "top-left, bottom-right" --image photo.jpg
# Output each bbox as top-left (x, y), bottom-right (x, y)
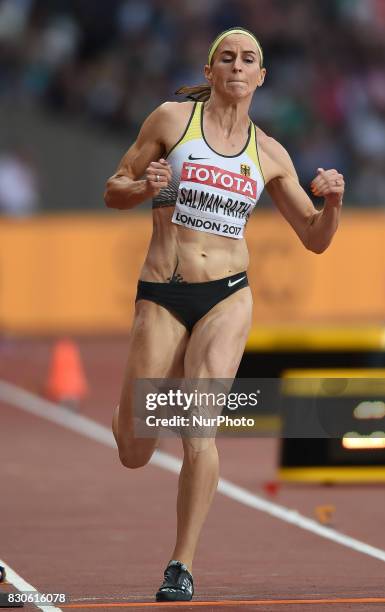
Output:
top-left (0, 0), bottom-right (384, 334)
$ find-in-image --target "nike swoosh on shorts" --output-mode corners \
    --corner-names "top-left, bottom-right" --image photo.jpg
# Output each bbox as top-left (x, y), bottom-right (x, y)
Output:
top-left (228, 276), bottom-right (246, 287)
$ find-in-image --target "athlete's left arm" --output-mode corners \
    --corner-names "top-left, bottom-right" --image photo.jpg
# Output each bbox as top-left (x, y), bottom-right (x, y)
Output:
top-left (265, 140), bottom-right (344, 253)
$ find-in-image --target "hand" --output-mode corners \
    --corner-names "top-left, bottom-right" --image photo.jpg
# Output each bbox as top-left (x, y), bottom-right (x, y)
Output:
top-left (310, 168), bottom-right (345, 207)
top-left (145, 158), bottom-right (172, 196)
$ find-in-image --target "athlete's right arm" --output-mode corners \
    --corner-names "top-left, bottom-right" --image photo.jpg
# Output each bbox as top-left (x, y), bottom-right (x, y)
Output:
top-left (104, 103), bottom-right (173, 210)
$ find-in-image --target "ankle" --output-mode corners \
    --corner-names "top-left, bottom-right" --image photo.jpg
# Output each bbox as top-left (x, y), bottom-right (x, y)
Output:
top-left (169, 558), bottom-right (193, 573)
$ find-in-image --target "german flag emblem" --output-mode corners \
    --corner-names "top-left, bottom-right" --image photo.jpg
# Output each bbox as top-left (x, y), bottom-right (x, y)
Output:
top-left (240, 164), bottom-right (251, 177)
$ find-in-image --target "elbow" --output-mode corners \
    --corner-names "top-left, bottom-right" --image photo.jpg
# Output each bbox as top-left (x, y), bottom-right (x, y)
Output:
top-left (104, 192), bottom-right (113, 209)
top-left (308, 246), bottom-right (327, 255)
top-left (304, 229), bottom-right (331, 254)
top-left (104, 180), bottom-right (119, 209)
top-left (305, 241), bottom-right (330, 254)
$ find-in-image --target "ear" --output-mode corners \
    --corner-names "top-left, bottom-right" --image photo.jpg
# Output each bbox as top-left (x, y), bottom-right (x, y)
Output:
top-left (204, 63), bottom-right (212, 83)
top-left (257, 67), bottom-right (267, 87)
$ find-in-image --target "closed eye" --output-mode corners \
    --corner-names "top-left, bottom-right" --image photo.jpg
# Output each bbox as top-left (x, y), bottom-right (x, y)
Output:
top-left (222, 57), bottom-right (255, 63)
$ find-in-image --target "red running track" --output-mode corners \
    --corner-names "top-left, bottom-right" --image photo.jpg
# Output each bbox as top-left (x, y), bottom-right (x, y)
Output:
top-left (1, 337), bottom-right (385, 611)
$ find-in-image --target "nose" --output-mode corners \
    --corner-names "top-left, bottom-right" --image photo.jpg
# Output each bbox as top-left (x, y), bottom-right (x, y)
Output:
top-left (232, 55), bottom-right (243, 71)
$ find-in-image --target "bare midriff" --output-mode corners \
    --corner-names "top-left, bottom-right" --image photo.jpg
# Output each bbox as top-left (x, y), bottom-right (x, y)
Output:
top-left (139, 205), bottom-right (249, 283)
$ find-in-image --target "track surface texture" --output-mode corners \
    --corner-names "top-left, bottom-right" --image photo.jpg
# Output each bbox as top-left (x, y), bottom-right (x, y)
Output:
top-left (1, 337), bottom-right (384, 611)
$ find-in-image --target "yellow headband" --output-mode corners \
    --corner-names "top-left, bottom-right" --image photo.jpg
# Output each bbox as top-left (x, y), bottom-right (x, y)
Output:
top-left (208, 28), bottom-right (264, 67)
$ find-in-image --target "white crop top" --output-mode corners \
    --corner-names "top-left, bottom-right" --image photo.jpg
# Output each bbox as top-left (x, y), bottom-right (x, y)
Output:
top-left (152, 101), bottom-right (265, 239)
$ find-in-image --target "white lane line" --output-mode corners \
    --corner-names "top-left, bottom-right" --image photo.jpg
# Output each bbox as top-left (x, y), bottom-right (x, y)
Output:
top-left (2, 379), bottom-right (385, 565)
top-left (151, 449), bottom-right (385, 562)
top-left (0, 558), bottom-right (62, 612)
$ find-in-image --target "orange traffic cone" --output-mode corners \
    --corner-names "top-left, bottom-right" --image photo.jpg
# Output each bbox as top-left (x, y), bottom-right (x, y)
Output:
top-left (46, 339), bottom-right (88, 409)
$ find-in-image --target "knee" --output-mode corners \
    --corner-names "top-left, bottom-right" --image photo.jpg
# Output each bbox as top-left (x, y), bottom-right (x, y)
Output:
top-left (118, 450), bottom-right (150, 470)
top-left (182, 437), bottom-right (217, 461)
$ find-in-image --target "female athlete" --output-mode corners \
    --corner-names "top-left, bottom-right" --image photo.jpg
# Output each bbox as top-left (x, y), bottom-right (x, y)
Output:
top-left (104, 27), bottom-right (344, 602)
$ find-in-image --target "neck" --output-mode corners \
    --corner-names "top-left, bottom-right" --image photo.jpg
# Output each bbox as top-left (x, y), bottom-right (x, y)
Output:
top-left (204, 93), bottom-right (251, 138)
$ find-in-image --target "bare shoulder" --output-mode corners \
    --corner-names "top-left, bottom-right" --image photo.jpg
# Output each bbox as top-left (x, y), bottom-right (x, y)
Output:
top-left (150, 100), bottom-right (194, 152)
top-left (255, 125), bottom-right (298, 182)
top-left (256, 128), bottom-right (289, 164)
top-left (157, 100), bottom-right (195, 118)
top-left (140, 100), bottom-right (189, 129)
top-left (109, 101), bottom-right (194, 181)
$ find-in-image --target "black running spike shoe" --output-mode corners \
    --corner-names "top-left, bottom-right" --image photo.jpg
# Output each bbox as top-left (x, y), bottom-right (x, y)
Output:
top-left (155, 559), bottom-right (194, 602)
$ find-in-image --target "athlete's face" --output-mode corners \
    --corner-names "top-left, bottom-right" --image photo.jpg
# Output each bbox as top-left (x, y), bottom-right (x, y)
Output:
top-left (204, 34), bottom-right (266, 99)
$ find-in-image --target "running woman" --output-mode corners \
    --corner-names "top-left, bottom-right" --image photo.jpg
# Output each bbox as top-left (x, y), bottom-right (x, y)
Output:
top-left (104, 27), bottom-right (344, 602)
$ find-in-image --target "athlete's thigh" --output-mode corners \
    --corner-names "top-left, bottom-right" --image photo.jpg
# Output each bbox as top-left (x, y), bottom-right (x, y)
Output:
top-left (184, 287), bottom-right (252, 379)
top-left (118, 300), bottom-right (189, 431)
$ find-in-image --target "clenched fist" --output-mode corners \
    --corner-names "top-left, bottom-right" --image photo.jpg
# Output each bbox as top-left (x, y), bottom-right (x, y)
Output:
top-left (310, 168), bottom-right (345, 207)
top-left (145, 158), bottom-right (172, 197)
